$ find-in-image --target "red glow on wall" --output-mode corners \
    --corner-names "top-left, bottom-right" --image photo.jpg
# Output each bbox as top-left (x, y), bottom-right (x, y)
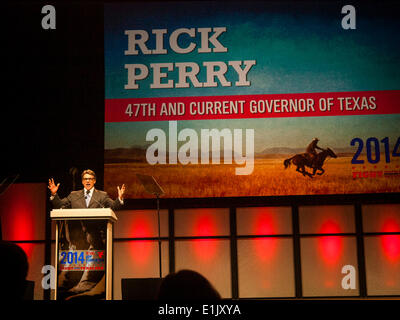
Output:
top-left (0, 183), bottom-right (45, 242)
top-left (6, 199), bottom-right (35, 241)
top-left (254, 212), bottom-right (276, 235)
top-left (380, 219), bottom-right (400, 263)
top-left (194, 214), bottom-right (216, 237)
top-left (319, 219), bottom-right (342, 234)
top-left (128, 241), bottom-right (154, 266)
top-left (193, 239), bottom-right (218, 261)
top-left (130, 216), bottom-right (152, 238)
top-left (381, 219), bottom-right (400, 233)
top-left (381, 235), bottom-right (400, 263)
top-left (318, 236), bottom-right (343, 265)
top-left (249, 212), bottom-right (279, 261)
top-left (317, 220), bottom-right (343, 265)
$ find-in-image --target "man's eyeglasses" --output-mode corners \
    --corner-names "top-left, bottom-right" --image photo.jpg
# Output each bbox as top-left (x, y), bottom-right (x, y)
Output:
top-left (82, 177), bottom-right (95, 181)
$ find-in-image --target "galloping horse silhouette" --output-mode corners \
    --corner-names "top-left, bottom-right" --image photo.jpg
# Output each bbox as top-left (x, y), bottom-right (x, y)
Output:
top-left (283, 148), bottom-right (337, 178)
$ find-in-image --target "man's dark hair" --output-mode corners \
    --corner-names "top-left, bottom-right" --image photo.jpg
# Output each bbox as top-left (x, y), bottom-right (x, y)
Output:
top-left (81, 169), bottom-right (96, 180)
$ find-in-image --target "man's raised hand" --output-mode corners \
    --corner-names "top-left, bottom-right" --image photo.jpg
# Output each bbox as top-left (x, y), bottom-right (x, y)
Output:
top-left (48, 178), bottom-right (60, 195)
top-left (117, 184), bottom-right (126, 200)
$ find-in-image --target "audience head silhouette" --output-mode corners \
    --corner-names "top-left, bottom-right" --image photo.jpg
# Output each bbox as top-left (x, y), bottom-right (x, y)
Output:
top-left (0, 241), bottom-right (29, 299)
top-left (157, 269), bottom-right (221, 300)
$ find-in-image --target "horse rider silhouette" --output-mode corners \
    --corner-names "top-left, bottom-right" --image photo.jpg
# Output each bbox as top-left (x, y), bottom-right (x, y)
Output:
top-left (306, 138), bottom-right (324, 162)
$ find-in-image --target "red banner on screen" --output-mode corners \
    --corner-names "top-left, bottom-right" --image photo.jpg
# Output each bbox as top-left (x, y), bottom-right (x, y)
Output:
top-left (105, 90), bottom-right (400, 122)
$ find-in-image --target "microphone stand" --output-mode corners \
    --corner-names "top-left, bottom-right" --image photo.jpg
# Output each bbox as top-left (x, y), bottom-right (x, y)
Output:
top-left (156, 192), bottom-right (162, 278)
top-left (136, 174), bottom-right (165, 278)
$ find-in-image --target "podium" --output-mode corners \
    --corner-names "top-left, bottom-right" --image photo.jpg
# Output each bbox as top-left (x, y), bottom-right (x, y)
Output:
top-left (50, 208), bottom-right (117, 300)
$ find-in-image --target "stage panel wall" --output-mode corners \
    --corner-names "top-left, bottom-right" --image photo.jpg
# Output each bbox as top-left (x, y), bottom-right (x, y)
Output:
top-left (114, 209), bottom-right (169, 238)
top-left (0, 183), bottom-right (46, 241)
top-left (362, 204), bottom-right (400, 233)
top-left (236, 206), bottom-right (292, 235)
top-left (364, 236), bottom-right (400, 295)
top-left (300, 236), bottom-right (359, 297)
top-left (174, 239), bottom-right (231, 298)
top-left (362, 204), bottom-right (400, 295)
top-left (0, 183), bottom-right (46, 300)
top-left (299, 205), bottom-right (355, 234)
top-left (6, 202), bottom-right (398, 299)
top-left (174, 208), bottom-right (230, 237)
top-left (113, 240), bottom-right (169, 300)
top-left (237, 238), bottom-right (295, 298)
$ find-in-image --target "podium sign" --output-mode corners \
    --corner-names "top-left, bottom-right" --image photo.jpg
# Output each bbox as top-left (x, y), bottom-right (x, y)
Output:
top-left (51, 208), bottom-right (117, 300)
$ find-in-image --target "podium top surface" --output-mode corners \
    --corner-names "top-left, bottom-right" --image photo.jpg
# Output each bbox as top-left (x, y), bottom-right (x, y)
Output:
top-left (50, 208), bottom-right (117, 222)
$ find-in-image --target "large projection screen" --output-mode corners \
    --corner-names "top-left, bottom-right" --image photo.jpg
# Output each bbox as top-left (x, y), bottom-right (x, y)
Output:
top-left (104, 2), bottom-right (400, 199)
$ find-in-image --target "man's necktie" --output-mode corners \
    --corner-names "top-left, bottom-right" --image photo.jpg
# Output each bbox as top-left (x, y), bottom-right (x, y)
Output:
top-left (85, 190), bottom-right (91, 207)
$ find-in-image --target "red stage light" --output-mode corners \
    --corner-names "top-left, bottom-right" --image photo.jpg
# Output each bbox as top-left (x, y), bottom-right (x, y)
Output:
top-left (194, 213), bottom-right (216, 237)
top-left (127, 214), bottom-right (157, 266)
top-left (8, 200), bottom-right (35, 242)
top-left (317, 220), bottom-right (343, 265)
top-left (130, 216), bottom-right (152, 238)
top-left (318, 236), bottom-right (343, 265)
top-left (128, 240), bottom-right (153, 266)
top-left (381, 235), bottom-right (400, 263)
top-left (251, 211), bottom-right (278, 261)
top-left (380, 219), bottom-right (400, 263)
top-left (8, 195), bottom-right (35, 241)
top-left (254, 212), bottom-right (276, 235)
top-left (0, 184), bottom-right (46, 242)
top-left (382, 218), bottom-right (400, 233)
top-left (319, 219), bottom-right (342, 234)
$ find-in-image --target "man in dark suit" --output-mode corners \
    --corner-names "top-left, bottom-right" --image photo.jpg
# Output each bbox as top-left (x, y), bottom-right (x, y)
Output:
top-left (48, 169), bottom-right (125, 210)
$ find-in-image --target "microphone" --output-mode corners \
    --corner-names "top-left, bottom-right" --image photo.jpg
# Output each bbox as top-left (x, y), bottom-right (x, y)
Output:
top-left (80, 191), bottom-right (87, 199)
top-left (75, 191), bottom-right (87, 202)
top-left (85, 190), bottom-right (105, 208)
